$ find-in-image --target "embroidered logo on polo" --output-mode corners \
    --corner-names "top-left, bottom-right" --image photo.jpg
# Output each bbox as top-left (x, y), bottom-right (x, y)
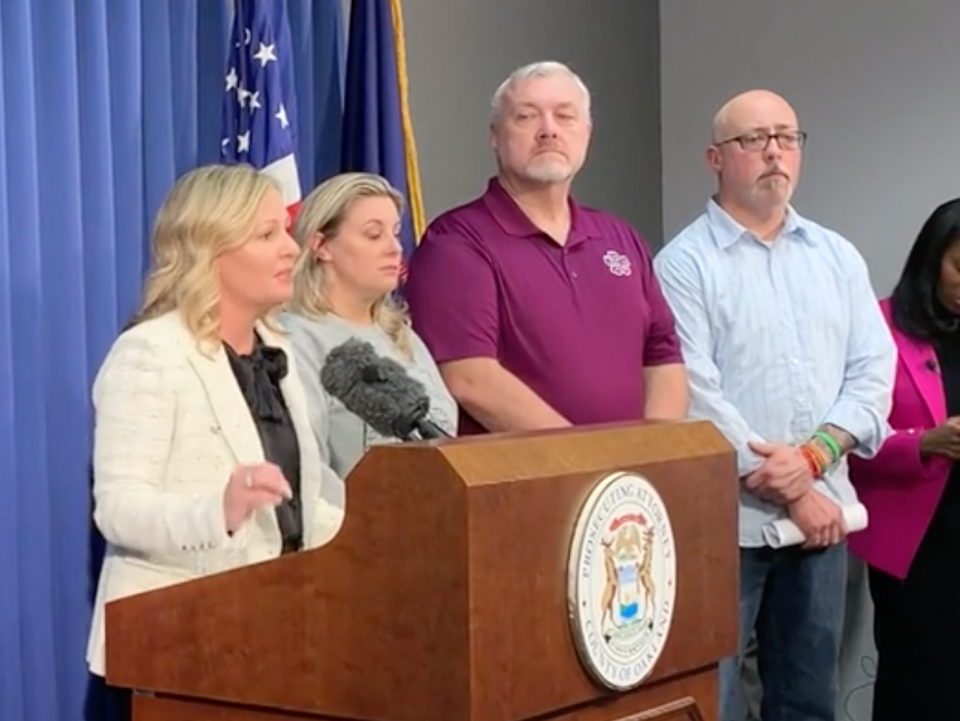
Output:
top-left (603, 251), bottom-right (632, 277)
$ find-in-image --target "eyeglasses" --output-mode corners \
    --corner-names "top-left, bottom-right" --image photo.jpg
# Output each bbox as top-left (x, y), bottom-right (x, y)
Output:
top-left (715, 130), bottom-right (807, 152)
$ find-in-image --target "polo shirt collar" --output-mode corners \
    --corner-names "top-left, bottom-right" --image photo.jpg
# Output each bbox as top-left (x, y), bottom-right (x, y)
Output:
top-left (706, 197), bottom-right (813, 249)
top-left (482, 177), bottom-right (603, 244)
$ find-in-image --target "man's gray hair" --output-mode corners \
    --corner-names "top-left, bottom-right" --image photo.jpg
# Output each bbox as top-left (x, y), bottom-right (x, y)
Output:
top-left (489, 61), bottom-right (592, 125)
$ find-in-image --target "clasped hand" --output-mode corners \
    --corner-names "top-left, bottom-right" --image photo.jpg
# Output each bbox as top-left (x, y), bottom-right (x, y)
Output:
top-left (745, 441), bottom-right (845, 547)
top-left (744, 441), bottom-right (813, 504)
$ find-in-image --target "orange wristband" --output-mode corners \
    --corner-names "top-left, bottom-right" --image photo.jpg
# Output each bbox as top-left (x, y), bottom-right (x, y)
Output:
top-left (800, 445), bottom-right (823, 478)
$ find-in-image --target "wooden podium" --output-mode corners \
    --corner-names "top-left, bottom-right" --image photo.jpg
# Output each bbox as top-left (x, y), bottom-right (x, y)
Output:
top-left (105, 420), bottom-right (739, 721)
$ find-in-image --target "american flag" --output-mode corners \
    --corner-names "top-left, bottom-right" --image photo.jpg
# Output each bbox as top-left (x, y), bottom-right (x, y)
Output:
top-left (221, 0), bottom-right (301, 217)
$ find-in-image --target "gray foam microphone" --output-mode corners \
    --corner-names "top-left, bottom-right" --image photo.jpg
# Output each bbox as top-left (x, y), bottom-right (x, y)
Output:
top-left (320, 338), bottom-right (450, 441)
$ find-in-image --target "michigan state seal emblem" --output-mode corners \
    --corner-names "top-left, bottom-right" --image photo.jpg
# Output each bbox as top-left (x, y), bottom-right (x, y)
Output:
top-left (567, 471), bottom-right (677, 690)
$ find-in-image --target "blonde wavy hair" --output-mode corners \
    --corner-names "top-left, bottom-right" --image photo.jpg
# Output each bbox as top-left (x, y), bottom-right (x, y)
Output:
top-left (288, 172), bottom-right (412, 358)
top-left (128, 163), bottom-right (282, 353)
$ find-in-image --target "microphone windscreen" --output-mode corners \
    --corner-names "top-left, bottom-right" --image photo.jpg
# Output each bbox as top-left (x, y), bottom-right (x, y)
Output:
top-left (320, 339), bottom-right (430, 439)
top-left (319, 338), bottom-right (381, 401)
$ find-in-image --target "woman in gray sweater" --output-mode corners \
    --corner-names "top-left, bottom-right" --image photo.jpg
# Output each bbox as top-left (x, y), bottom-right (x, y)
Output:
top-left (283, 173), bottom-right (457, 509)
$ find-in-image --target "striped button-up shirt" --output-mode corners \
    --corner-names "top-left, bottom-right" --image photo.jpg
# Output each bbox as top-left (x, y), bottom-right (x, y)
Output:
top-left (654, 199), bottom-right (896, 547)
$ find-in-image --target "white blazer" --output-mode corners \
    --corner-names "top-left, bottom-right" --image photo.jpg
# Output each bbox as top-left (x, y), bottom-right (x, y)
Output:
top-left (86, 311), bottom-right (343, 676)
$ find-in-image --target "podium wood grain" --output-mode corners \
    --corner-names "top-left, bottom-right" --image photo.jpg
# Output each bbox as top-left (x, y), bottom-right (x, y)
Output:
top-left (106, 420), bottom-right (739, 721)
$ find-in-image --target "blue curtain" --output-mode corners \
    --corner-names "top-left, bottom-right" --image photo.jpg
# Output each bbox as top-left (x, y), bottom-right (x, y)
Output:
top-left (0, 1), bottom-right (342, 720)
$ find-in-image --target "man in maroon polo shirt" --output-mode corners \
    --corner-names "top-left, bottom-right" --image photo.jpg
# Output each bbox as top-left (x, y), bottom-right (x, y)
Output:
top-left (404, 60), bottom-right (688, 434)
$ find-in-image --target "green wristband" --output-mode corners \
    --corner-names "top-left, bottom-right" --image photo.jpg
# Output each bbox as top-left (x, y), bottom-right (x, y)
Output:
top-left (813, 430), bottom-right (842, 462)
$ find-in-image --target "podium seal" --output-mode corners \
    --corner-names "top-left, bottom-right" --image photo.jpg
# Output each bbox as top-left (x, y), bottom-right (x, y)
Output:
top-left (567, 471), bottom-right (677, 690)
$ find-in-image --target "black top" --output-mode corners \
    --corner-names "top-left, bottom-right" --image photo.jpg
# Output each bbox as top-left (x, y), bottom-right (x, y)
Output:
top-left (225, 337), bottom-right (303, 554)
top-left (928, 331), bottom-right (960, 541)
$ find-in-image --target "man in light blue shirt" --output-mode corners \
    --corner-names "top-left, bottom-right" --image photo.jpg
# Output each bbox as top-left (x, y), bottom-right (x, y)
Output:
top-left (654, 90), bottom-right (895, 721)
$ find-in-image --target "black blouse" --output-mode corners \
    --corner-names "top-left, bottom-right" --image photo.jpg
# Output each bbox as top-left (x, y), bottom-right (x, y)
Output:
top-left (928, 331), bottom-right (960, 543)
top-left (225, 337), bottom-right (303, 554)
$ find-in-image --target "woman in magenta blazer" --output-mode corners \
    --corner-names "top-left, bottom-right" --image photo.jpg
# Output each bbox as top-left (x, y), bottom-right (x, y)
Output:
top-left (849, 197), bottom-right (960, 721)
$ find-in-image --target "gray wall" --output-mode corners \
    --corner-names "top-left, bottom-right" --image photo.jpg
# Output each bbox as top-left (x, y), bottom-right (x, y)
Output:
top-left (661, 0), bottom-right (960, 295)
top-left (402, 0), bottom-right (663, 243)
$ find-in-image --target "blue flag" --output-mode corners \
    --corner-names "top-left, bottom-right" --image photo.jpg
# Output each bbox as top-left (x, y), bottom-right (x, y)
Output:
top-left (341, 0), bottom-right (425, 260)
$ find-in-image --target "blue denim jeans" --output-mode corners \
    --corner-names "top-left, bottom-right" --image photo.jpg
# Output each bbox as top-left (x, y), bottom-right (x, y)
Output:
top-left (719, 544), bottom-right (847, 721)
